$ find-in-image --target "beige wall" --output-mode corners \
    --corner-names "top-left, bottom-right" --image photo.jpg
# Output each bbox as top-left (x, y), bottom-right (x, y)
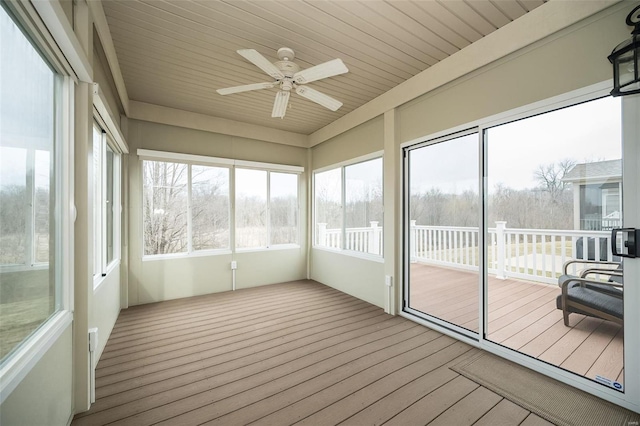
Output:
top-left (0, 326), bottom-right (73, 426)
top-left (310, 116), bottom-right (386, 308)
top-left (93, 36), bottom-right (123, 118)
top-left (127, 119), bottom-right (308, 305)
top-left (312, 116), bottom-right (384, 170)
top-left (312, 250), bottom-right (385, 307)
top-left (92, 265), bottom-right (121, 361)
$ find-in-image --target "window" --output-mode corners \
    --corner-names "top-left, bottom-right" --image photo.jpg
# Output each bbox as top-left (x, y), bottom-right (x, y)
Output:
top-left (0, 5), bottom-right (65, 363)
top-left (314, 157), bottom-right (383, 256)
top-left (191, 165), bottom-right (230, 250)
top-left (93, 123), bottom-right (120, 279)
top-left (236, 169), bottom-right (299, 249)
top-left (270, 172), bottom-right (298, 245)
top-left (143, 160), bottom-right (230, 256)
top-left (140, 150), bottom-right (301, 255)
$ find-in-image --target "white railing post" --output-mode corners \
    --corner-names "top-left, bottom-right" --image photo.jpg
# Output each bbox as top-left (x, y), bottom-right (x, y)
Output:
top-left (495, 221), bottom-right (507, 279)
top-left (318, 223), bottom-right (327, 247)
top-left (410, 220), bottom-right (417, 263)
top-left (369, 221), bottom-right (380, 255)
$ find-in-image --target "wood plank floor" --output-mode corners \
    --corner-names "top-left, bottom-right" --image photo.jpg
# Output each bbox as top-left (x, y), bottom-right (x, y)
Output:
top-left (72, 280), bottom-right (554, 426)
top-left (409, 263), bottom-right (624, 386)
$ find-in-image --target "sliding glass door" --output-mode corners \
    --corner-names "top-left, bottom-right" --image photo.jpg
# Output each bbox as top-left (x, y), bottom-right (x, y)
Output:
top-left (402, 85), bottom-right (640, 410)
top-left (484, 96), bottom-right (626, 390)
top-left (404, 131), bottom-right (480, 336)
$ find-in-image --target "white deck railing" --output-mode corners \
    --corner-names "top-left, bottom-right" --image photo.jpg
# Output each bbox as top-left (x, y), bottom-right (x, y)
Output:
top-left (317, 222), bottom-right (383, 256)
top-left (317, 221), bottom-right (615, 285)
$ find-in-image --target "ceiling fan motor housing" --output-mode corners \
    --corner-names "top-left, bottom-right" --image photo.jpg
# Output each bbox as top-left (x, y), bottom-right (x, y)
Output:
top-left (275, 60), bottom-right (300, 78)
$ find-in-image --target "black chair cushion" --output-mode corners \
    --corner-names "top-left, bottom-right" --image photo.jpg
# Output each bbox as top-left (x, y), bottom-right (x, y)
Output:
top-left (556, 284), bottom-right (623, 319)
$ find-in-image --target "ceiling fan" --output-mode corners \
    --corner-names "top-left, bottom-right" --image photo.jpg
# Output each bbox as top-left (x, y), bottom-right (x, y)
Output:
top-left (216, 48), bottom-right (349, 119)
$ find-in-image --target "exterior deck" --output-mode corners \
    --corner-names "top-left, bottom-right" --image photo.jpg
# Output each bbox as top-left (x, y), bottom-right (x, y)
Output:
top-left (409, 263), bottom-right (624, 386)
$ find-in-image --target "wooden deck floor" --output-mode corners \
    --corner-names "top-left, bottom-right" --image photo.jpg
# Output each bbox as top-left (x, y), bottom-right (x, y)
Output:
top-left (409, 263), bottom-right (624, 386)
top-left (72, 280), bottom-right (556, 426)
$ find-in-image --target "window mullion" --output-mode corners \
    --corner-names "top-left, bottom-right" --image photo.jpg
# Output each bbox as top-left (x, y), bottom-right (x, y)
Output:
top-left (26, 149), bottom-right (35, 266)
top-left (187, 165), bottom-right (193, 253)
top-left (101, 132), bottom-right (107, 275)
top-left (266, 171), bottom-right (271, 248)
top-left (341, 166), bottom-right (346, 250)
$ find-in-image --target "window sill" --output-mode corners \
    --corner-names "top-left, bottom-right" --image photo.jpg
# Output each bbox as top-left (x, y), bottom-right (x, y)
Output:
top-left (312, 246), bottom-right (384, 263)
top-left (0, 310), bottom-right (72, 404)
top-left (0, 263), bottom-right (50, 273)
top-left (143, 249), bottom-right (233, 262)
top-left (235, 244), bottom-right (301, 254)
top-left (93, 259), bottom-right (121, 292)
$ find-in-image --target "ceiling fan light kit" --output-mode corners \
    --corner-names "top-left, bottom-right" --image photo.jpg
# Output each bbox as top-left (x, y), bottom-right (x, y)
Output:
top-left (217, 47), bottom-right (349, 119)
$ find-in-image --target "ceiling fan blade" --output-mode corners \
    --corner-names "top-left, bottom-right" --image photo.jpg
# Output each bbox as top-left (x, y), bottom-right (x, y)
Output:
top-left (293, 58), bottom-right (348, 84)
top-left (272, 90), bottom-right (290, 118)
top-left (295, 86), bottom-right (343, 111)
top-left (216, 82), bottom-right (275, 95)
top-left (237, 49), bottom-right (284, 80)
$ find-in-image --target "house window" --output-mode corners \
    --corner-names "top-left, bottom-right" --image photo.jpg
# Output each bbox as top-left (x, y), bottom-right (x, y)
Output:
top-left (0, 5), bottom-right (65, 362)
top-left (579, 182), bottom-right (621, 231)
top-left (143, 160), bottom-right (230, 256)
top-left (93, 123), bottom-right (121, 280)
top-left (314, 156), bottom-right (383, 257)
top-left (235, 169), bottom-right (299, 249)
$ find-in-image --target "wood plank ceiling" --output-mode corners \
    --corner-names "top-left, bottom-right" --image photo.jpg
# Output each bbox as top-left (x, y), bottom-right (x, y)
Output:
top-left (102, 0), bottom-right (546, 135)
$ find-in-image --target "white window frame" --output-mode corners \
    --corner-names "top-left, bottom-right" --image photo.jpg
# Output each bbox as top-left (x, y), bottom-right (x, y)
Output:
top-left (141, 159), bottom-right (231, 259)
top-left (138, 149), bottom-right (303, 259)
top-left (312, 151), bottom-right (384, 261)
top-left (92, 116), bottom-right (122, 289)
top-left (0, 1), bottom-right (74, 402)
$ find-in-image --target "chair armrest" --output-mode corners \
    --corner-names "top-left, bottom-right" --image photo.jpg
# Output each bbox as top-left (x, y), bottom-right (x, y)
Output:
top-left (563, 260), bottom-right (621, 275)
top-left (560, 277), bottom-right (623, 296)
top-left (580, 268), bottom-right (623, 278)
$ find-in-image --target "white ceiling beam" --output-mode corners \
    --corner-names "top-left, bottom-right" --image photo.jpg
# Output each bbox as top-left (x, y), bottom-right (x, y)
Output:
top-left (87, 0), bottom-right (130, 116)
top-left (308, 0), bottom-right (621, 146)
top-left (129, 101), bottom-right (309, 148)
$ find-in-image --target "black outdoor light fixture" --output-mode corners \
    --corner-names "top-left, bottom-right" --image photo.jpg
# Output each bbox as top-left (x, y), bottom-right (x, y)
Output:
top-left (608, 5), bottom-right (640, 96)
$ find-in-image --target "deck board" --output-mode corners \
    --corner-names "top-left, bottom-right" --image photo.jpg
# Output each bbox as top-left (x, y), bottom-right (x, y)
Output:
top-left (408, 263), bottom-right (624, 385)
top-left (72, 278), bottom-right (626, 426)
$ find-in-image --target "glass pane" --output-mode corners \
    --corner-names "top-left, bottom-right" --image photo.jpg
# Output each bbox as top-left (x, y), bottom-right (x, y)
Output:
top-left (270, 172), bottom-right (298, 245)
top-left (34, 150), bottom-right (50, 263)
top-left (142, 161), bottom-right (188, 255)
top-left (235, 169), bottom-right (267, 248)
top-left (105, 145), bottom-right (114, 264)
top-left (1, 7), bottom-right (57, 362)
top-left (485, 96), bottom-right (624, 390)
top-left (92, 126), bottom-right (101, 275)
top-left (407, 133), bottom-right (479, 333)
top-left (345, 158), bottom-right (383, 255)
top-left (0, 147), bottom-right (27, 265)
top-left (314, 168), bottom-right (342, 249)
top-left (192, 165), bottom-right (230, 250)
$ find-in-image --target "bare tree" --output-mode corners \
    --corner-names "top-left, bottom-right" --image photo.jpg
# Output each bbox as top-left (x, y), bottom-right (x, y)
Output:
top-left (143, 161), bottom-right (188, 255)
top-left (533, 158), bottom-right (576, 200)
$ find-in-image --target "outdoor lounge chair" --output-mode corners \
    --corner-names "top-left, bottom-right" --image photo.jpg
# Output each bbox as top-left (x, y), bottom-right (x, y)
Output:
top-left (556, 260), bottom-right (623, 327)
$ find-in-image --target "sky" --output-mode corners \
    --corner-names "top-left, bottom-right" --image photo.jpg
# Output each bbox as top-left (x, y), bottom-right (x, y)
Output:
top-left (409, 96), bottom-right (622, 194)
